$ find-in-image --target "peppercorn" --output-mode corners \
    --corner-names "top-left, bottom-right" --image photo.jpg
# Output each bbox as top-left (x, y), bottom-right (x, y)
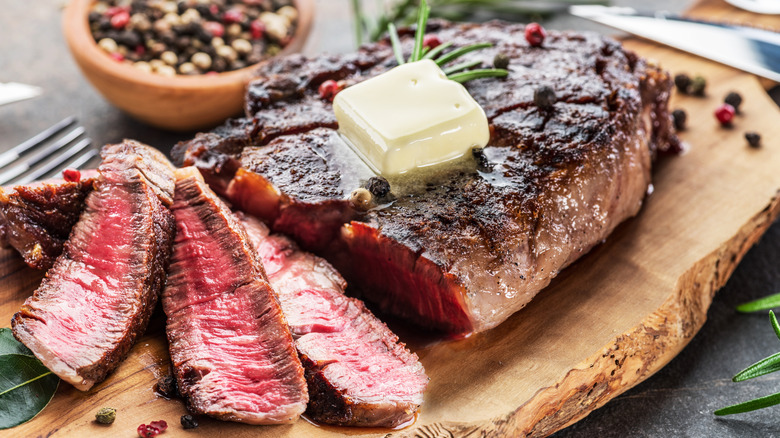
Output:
top-left (63, 168), bottom-right (82, 182)
top-left (724, 92), bottom-right (743, 113)
top-left (493, 53), bottom-right (509, 70)
top-left (745, 131), bottom-right (761, 148)
top-left (137, 420), bottom-right (168, 438)
top-left (154, 373), bottom-right (178, 399)
top-left (350, 188), bottom-right (373, 210)
top-left (318, 79), bottom-right (342, 101)
top-left (472, 147), bottom-right (492, 171)
top-left (524, 22), bottom-right (546, 47)
top-left (534, 85), bottom-right (556, 110)
top-left (423, 35), bottom-right (441, 50)
top-left (714, 103), bottom-right (735, 126)
top-left (366, 176), bottom-right (391, 198)
top-left (181, 414), bottom-right (199, 429)
top-left (95, 407), bottom-right (116, 425)
top-left (673, 73), bottom-right (691, 94)
top-left (689, 75), bottom-right (707, 96)
top-left (671, 109), bottom-right (686, 131)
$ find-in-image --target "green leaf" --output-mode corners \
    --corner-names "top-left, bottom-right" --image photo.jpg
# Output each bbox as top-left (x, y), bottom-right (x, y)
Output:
top-left (448, 68), bottom-right (508, 83)
top-left (736, 293), bottom-right (780, 313)
top-left (409, 0), bottom-right (431, 62)
top-left (0, 354), bottom-right (60, 429)
top-left (388, 23), bottom-right (405, 66)
top-left (435, 43), bottom-right (493, 67)
top-left (732, 351), bottom-right (780, 382)
top-left (715, 391), bottom-right (780, 416)
top-left (0, 329), bottom-right (32, 356)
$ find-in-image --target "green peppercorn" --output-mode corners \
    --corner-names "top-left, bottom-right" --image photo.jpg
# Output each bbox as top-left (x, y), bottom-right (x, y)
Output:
top-left (95, 407), bottom-right (116, 424)
top-left (493, 53), bottom-right (510, 70)
top-left (689, 75), bottom-right (707, 96)
top-left (745, 132), bottom-right (761, 148)
top-left (534, 85), bottom-right (556, 111)
top-left (725, 92), bottom-right (743, 113)
top-left (181, 414), bottom-right (199, 429)
top-left (671, 109), bottom-right (687, 131)
top-left (673, 73), bottom-right (691, 94)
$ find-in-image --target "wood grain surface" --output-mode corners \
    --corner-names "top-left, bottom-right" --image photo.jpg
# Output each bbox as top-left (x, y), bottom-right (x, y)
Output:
top-left (3, 0), bottom-right (780, 436)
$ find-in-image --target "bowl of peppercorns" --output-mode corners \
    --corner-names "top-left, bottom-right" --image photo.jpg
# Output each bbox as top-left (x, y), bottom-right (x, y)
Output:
top-left (63, 0), bottom-right (313, 131)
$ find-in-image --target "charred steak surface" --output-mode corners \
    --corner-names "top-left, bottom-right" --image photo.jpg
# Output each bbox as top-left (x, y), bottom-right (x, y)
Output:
top-left (0, 170), bottom-right (97, 270)
top-left (178, 21), bottom-right (679, 335)
top-left (164, 167), bottom-right (307, 424)
top-left (12, 141), bottom-right (176, 390)
top-left (239, 213), bottom-right (428, 427)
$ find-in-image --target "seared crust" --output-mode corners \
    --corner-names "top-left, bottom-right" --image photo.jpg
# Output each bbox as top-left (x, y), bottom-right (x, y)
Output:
top-left (172, 20), bottom-right (680, 334)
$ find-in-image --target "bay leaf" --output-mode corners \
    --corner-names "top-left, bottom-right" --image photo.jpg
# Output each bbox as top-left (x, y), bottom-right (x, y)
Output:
top-left (0, 353), bottom-right (59, 429)
top-left (0, 328), bottom-right (32, 356)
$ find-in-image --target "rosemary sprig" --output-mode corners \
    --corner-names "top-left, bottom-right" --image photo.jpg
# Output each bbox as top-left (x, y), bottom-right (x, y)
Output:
top-left (715, 311), bottom-right (780, 416)
top-left (388, 0), bottom-right (507, 83)
top-left (736, 292), bottom-right (780, 313)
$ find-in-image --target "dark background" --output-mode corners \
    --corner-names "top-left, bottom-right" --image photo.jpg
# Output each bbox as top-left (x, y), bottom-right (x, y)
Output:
top-left (2, 1), bottom-right (780, 436)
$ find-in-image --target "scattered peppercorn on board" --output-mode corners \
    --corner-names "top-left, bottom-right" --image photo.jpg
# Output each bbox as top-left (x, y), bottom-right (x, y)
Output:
top-left (2, 0), bottom-right (780, 436)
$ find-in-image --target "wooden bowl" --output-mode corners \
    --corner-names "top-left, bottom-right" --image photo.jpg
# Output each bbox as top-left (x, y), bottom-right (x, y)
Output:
top-left (62, 0), bottom-right (314, 131)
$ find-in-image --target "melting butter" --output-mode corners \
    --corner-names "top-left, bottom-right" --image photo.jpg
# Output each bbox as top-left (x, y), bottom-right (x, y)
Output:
top-left (333, 59), bottom-right (489, 176)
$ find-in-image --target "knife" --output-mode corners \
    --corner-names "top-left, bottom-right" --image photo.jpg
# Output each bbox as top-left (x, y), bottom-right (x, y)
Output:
top-left (569, 5), bottom-right (780, 83)
top-left (0, 82), bottom-right (42, 106)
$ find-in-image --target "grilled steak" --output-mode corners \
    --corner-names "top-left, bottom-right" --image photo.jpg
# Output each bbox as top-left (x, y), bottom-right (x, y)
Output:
top-left (12, 140), bottom-right (175, 390)
top-left (164, 167), bottom-right (307, 424)
top-left (238, 213), bottom-right (428, 427)
top-left (174, 21), bottom-right (680, 335)
top-left (0, 170), bottom-right (97, 270)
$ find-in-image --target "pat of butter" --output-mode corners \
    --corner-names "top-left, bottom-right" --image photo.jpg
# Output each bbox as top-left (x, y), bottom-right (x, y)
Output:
top-left (333, 59), bottom-right (489, 175)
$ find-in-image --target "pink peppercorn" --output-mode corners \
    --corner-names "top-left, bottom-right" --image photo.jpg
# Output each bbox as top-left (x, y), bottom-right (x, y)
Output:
top-left (525, 22), bottom-right (546, 47)
top-left (62, 168), bottom-right (81, 182)
top-left (423, 35), bottom-right (441, 50)
top-left (223, 9), bottom-right (244, 24)
top-left (110, 10), bottom-right (130, 29)
top-left (250, 20), bottom-right (265, 40)
top-left (203, 21), bottom-right (225, 38)
top-left (109, 52), bottom-right (125, 62)
top-left (318, 80), bottom-right (342, 101)
top-left (715, 103), bottom-right (735, 126)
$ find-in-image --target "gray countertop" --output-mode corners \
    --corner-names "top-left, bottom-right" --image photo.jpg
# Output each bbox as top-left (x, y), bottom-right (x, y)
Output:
top-left (2, 1), bottom-right (780, 437)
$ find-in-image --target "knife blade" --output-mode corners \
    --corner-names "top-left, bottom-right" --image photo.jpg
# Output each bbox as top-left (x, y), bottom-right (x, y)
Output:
top-left (569, 5), bottom-right (780, 83)
top-left (0, 82), bottom-right (42, 106)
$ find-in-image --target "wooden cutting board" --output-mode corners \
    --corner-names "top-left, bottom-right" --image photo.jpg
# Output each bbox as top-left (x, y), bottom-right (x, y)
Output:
top-left (3, 0), bottom-right (780, 436)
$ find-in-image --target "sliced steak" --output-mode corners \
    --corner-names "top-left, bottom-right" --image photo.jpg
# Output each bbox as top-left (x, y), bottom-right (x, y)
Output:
top-left (164, 167), bottom-right (307, 424)
top-left (238, 213), bottom-right (428, 427)
top-left (175, 21), bottom-right (679, 334)
top-left (0, 170), bottom-right (97, 270)
top-left (12, 140), bottom-right (176, 390)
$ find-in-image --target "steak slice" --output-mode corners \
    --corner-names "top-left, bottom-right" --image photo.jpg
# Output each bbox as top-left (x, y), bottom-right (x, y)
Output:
top-left (12, 140), bottom-right (176, 390)
top-left (176, 21), bottom-right (679, 334)
top-left (0, 170), bottom-right (97, 270)
top-left (238, 213), bottom-right (428, 427)
top-left (164, 167), bottom-right (307, 424)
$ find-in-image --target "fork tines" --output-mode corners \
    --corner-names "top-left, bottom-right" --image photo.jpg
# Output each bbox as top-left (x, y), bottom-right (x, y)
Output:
top-left (0, 117), bottom-right (97, 186)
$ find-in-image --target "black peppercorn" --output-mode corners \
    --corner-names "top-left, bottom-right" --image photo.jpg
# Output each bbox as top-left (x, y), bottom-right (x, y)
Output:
top-left (493, 53), bottom-right (509, 70)
top-left (154, 374), bottom-right (178, 399)
top-left (674, 73), bottom-right (691, 94)
top-left (365, 176), bottom-right (391, 198)
top-left (689, 75), bottom-right (707, 96)
top-left (724, 92), bottom-right (743, 113)
top-left (472, 147), bottom-right (492, 171)
top-left (534, 85), bottom-right (556, 110)
top-left (745, 132), bottom-right (761, 148)
top-left (181, 414), bottom-right (199, 429)
top-left (671, 109), bottom-right (687, 131)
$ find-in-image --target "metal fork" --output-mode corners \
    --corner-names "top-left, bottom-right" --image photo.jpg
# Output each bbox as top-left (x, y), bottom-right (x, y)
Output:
top-left (0, 116), bottom-right (97, 186)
